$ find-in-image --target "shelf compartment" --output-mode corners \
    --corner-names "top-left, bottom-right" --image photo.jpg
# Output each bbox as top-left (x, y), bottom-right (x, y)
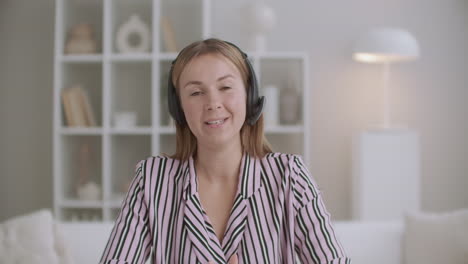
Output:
top-left (110, 0), bottom-right (153, 54)
top-left (109, 61), bottom-right (152, 127)
top-left (61, 63), bottom-right (103, 127)
top-left (266, 134), bottom-right (304, 156)
top-left (109, 135), bottom-right (151, 199)
top-left (159, 0), bottom-right (203, 52)
top-left (60, 135), bottom-right (102, 200)
top-left (259, 58), bottom-right (304, 126)
top-left (160, 134), bottom-right (176, 157)
top-left (61, 208), bottom-right (103, 222)
top-left (61, 0), bottom-right (103, 55)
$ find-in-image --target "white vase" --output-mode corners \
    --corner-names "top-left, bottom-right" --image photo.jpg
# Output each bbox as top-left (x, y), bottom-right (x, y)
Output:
top-left (280, 88), bottom-right (300, 124)
top-left (116, 14), bottom-right (151, 53)
top-left (263, 85), bottom-right (279, 126)
top-left (114, 111), bottom-right (137, 128)
top-left (77, 181), bottom-right (101, 201)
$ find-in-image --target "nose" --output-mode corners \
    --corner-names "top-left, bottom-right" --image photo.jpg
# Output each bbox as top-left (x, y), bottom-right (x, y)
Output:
top-left (205, 92), bottom-right (222, 111)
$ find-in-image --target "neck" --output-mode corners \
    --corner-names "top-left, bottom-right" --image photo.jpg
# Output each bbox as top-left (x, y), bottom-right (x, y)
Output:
top-left (195, 139), bottom-right (243, 183)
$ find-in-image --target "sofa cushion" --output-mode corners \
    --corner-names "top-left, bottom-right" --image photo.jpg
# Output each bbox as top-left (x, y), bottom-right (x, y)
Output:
top-left (334, 220), bottom-right (404, 264)
top-left (404, 208), bottom-right (468, 264)
top-left (0, 209), bottom-right (74, 264)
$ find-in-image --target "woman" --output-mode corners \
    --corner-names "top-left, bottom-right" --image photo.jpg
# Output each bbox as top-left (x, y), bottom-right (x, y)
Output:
top-left (100, 38), bottom-right (351, 264)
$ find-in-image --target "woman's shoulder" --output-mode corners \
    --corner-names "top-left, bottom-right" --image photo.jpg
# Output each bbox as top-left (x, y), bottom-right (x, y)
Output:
top-left (261, 152), bottom-right (306, 169)
top-left (133, 155), bottom-right (189, 191)
top-left (260, 152), bottom-right (308, 181)
top-left (133, 154), bottom-right (189, 179)
top-left (261, 152), bottom-right (319, 200)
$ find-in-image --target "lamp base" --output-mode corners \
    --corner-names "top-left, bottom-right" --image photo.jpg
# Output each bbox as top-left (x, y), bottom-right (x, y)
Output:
top-left (352, 129), bottom-right (420, 221)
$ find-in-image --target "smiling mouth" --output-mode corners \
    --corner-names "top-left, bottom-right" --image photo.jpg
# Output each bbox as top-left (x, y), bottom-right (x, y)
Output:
top-left (204, 118), bottom-right (228, 125)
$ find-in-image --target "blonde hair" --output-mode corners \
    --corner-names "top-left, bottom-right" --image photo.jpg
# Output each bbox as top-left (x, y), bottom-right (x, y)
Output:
top-left (167, 38), bottom-right (272, 160)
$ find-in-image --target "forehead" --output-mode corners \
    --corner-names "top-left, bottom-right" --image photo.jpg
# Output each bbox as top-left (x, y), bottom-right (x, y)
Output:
top-left (180, 53), bottom-right (241, 80)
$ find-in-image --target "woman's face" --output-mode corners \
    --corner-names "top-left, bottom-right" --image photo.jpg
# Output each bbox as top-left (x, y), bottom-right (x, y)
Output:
top-left (178, 53), bottom-right (247, 148)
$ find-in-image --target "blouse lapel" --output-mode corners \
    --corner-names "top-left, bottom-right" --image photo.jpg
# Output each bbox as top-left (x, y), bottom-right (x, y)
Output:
top-left (184, 194), bottom-right (227, 263)
top-left (183, 156), bottom-right (226, 263)
top-left (182, 153), bottom-right (263, 262)
top-left (221, 153), bottom-right (263, 258)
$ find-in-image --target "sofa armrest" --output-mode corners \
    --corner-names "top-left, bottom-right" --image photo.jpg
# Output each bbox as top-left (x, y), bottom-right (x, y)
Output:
top-left (59, 222), bottom-right (114, 264)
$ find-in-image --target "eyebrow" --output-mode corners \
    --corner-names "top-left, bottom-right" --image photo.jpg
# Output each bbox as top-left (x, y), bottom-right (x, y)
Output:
top-left (183, 74), bottom-right (235, 89)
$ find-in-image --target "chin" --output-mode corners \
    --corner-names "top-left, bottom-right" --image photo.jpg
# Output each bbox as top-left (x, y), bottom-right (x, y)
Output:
top-left (199, 133), bottom-right (241, 148)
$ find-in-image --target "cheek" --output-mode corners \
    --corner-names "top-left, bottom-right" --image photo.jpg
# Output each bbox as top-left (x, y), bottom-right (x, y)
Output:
top-left (180, 99), bottom-right (200, 124)
top-left (229, 94), bottom-right (247, 117)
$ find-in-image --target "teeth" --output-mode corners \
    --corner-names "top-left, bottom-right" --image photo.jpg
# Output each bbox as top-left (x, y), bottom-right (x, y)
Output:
top-left (206, 119), bottom-right (224, 125)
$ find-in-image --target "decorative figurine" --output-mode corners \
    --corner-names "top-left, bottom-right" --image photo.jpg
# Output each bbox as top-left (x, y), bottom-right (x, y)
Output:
top-left (65, 23), bottom-right (98, 54)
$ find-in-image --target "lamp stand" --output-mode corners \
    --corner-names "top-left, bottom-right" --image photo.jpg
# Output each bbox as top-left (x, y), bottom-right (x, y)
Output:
top-left (383, 61), bottom-right (390, 129)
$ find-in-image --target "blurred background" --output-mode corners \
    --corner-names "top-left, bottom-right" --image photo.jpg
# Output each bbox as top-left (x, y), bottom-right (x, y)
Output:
top-left (1, 0), bottom-right (467, 222)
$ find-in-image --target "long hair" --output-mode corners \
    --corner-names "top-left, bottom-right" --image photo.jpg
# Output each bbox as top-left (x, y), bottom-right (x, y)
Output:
top-left (167, 38), bottom-right (272, 161)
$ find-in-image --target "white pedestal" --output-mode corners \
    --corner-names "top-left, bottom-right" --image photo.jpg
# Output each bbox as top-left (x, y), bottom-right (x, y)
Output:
top-left (352, 129), bottom-right (420, 221)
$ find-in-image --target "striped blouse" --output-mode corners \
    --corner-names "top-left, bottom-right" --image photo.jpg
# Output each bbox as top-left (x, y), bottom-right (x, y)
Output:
top-left (100, 152), bottom-right (351, 264)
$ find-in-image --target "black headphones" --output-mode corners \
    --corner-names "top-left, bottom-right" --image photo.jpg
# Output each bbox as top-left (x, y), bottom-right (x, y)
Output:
top-left (167, 40), bottom-right (265, 126)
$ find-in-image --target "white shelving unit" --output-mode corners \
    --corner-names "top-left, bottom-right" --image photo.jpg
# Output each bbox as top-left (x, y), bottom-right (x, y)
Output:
top-left (53, 0), bottom-right (310, 222)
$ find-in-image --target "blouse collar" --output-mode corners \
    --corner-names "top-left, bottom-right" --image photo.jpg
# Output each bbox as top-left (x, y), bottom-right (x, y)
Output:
top-left (183, 152), bottom-right (262, 200)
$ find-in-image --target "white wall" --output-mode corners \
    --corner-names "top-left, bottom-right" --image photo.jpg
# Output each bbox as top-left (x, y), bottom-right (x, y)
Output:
top-left (1, 0), bottom-right (467, 221)
top-left (0, 0), bottom-right (54, 219)
top-left (0, 0), bottom-right (55, 221)
top-left (212, 0), bottom-right (468, 219)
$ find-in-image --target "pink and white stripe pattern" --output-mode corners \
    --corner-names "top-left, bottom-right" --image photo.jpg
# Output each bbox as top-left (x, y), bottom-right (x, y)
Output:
top-left (100, 152), bottom-right (351, 264)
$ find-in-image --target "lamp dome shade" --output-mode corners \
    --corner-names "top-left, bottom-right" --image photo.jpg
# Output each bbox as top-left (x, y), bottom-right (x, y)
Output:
top-left (353, 28), bottom-right (420, 63)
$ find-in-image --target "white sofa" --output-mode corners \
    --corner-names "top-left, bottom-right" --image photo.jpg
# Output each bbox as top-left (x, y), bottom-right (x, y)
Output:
top-left (60, 220), bottom-right (405, 264)
top-left (3, 208), bottom-right (466, 263)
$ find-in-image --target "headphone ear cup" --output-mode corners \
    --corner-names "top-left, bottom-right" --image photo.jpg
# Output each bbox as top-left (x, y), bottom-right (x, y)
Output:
top-left (167, 66), bottom-right (186, 125)
top-left (248, 96), bottom-right (265, 125)
top-left (244, 56), bottom-right (265, 125)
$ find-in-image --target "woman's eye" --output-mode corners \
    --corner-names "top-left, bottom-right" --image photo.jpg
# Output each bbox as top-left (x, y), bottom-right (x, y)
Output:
top-left (190, 91), bottom-right (201, 96)
top-left (221, 86), bottom-right (231, 90)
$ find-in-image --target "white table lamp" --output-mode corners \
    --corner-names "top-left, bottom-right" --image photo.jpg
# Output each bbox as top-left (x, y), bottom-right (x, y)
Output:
top-left (353, 28), bottom-right (420, 129)
top-left (351, 28), bottom-right (421, 221)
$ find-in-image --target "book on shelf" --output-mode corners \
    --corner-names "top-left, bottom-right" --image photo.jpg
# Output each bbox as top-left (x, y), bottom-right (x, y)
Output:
top-left (61, 89), bottom-right (75, 126)
top-left (61, 85), bottom-right (97, 127)
top-left (160, 16), bottom-right (178, 52)
top-left (79, 87), bottom-right (97, 127)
